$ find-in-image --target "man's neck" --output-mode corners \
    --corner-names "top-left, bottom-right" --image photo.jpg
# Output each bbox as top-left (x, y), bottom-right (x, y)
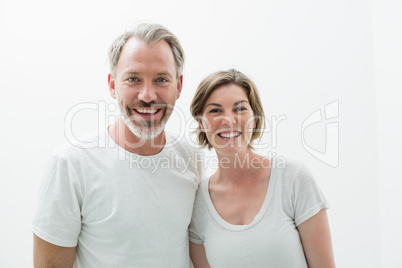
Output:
top-left (108, 118), bottom-right (166, 156)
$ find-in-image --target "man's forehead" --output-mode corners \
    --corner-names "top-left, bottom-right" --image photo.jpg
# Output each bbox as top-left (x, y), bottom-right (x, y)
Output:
top-left (117, 38), bottom-right (177, 78)
top-left (122, 37), bottom-right (172, 56)
top-left (127, 36), bottom-right (167, 47)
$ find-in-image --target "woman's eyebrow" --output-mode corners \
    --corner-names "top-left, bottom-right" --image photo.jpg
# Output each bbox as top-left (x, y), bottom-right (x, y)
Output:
top-left (205, 103), bottom-right (222, 108)
top-left (205, 100), bottom-right (249, 109)
top-left (234, 100), bottom-right (249, 106)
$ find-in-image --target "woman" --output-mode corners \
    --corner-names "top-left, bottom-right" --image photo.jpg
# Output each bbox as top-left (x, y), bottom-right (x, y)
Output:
top-left (189, 69), bottom-right (335, 268)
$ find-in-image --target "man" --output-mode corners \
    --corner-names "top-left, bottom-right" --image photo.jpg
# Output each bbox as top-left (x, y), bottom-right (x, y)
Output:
top-left (32, 23), bottom-right (203, 267)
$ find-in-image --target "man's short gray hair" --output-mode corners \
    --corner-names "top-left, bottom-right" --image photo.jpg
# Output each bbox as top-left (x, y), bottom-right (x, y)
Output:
top-left (108, 23), bottom-right (185, 79)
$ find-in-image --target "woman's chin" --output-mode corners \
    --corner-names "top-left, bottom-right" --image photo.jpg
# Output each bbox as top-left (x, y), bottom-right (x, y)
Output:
top-left (213, 143), bottom-right (250, 156)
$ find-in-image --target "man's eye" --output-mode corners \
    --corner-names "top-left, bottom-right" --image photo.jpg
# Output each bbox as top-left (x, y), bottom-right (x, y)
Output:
top-left (156, 78), bottom-right (168, 83)
top-left (128, 77), bottom-right (138, 82)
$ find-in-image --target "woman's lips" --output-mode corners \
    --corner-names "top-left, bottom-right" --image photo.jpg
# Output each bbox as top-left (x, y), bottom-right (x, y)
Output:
top-left (217, 130), bottom-right (242, 139)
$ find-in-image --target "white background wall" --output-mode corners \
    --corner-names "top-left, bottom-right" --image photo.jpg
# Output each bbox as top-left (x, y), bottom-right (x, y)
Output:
top-left (0, 0), bottom-right (400, 267)
top-left (372, 0), bottom-right (402, 267)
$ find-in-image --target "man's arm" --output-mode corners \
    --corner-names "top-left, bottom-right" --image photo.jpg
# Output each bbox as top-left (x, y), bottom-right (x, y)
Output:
top-left (189, 242), bottom-right (210, 268)
top-left (33, 234), bottom-right (76, 268)
top-left (297, 209), bottom-right (336, 268)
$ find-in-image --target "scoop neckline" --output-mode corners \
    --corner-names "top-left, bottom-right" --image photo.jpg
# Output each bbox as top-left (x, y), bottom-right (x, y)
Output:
top-left (201, 158), bottom-right (277, 231)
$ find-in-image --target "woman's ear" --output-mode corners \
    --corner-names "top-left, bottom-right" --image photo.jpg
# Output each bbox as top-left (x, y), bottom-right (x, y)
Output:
top-left (197, 114), bottom-right (211, 133)
top-left (198, 119), bottom-right (206, 133)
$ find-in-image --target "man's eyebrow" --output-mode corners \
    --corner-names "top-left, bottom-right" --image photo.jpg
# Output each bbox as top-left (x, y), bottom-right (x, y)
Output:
top-left (121, 71), bottom-right (140, 78)
top-left (120, 71), bottom-right (174, 79)
top-left (156, 72), bottom-right (173, 78)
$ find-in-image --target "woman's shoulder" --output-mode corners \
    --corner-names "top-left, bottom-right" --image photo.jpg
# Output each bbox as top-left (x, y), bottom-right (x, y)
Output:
top-left (272, 157), bottom-right (316, 188)
top-left (273, 157), bottom-right (309, 174)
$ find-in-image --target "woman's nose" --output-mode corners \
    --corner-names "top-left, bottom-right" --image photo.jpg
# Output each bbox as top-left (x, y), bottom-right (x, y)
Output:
top-left (221, 113), bottom-right (237, 126)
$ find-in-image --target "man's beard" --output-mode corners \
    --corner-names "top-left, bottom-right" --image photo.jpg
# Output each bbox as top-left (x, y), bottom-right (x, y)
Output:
top-left (116, 91), bottom-right (176, 140)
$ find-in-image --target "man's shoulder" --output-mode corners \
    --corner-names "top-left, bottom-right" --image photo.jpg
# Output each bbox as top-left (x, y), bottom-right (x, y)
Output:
top-left (165, 130), bottom-right (202, 155)
top-left (51, 129), bottom-right (108, 160)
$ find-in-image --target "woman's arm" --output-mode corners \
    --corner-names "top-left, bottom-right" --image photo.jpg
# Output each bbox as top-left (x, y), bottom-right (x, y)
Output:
top-left (297, 209), bottom-right (336, 268)
top-left (190, 242), bottom-right (211, 268)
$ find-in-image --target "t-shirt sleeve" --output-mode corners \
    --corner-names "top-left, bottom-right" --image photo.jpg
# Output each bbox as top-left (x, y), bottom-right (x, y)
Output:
top-left (193, 148), bottom-right (205, 186)
top-left (188, 187), bottom-right (205, 244)
top-left (189, 218), bottom-right (203, 244)
top-left (31, 155), bottom-right (83, 247)
top-left (292, 163), bottom-right (329, 227)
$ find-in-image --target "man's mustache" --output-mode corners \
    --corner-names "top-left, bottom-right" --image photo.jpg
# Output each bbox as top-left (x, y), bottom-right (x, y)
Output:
top-left (128, 101), bottom-right (167, 109)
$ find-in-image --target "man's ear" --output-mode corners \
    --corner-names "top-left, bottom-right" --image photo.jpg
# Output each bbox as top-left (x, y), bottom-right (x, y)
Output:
top-left (108, 73), bottom-right (116, 99)
top-left (175, 75), bottom-right (183, 100)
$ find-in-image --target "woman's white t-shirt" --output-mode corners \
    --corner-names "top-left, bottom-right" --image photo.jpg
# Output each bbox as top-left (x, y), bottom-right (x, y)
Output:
top-left (189, 159), bottom-right (329, 268)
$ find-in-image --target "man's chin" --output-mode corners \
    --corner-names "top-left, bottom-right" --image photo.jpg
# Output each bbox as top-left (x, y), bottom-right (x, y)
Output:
top-left (126, 122), bottom-right (165, 140)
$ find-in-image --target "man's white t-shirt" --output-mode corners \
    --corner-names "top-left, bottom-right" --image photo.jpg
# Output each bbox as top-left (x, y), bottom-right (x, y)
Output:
top-left (189, 159), bottom-right (329, 268)
top-left (32, 129), bottom-right (203, 267)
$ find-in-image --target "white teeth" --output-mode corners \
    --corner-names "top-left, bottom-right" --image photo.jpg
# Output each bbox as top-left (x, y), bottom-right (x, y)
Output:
top-left (219, 132), bottom-right (241, 138)
top-left (136, 108), bottom-right (158, 114)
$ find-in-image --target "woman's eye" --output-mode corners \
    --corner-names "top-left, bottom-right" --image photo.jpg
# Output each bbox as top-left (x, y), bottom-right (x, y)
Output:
top-left (235, 107), bottom-right (246, 112)
top-left (128, 77), bottom-right (138, 82)
top-left (209, 109), bottom-right (220, 113)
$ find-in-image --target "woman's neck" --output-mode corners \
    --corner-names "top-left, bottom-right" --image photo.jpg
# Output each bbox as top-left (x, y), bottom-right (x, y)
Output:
top-left (214, 149), bottom-right (269, 185)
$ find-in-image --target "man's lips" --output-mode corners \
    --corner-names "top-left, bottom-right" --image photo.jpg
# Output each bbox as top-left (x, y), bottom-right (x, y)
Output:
top-left (134, 108), bottom-right (160, 114)
top-left (132, 107), bottom-right (163, 117)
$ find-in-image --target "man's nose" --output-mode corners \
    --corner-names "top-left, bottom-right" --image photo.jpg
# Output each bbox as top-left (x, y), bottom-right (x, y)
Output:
top-left (138, 82), bottom-right (157, 103)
